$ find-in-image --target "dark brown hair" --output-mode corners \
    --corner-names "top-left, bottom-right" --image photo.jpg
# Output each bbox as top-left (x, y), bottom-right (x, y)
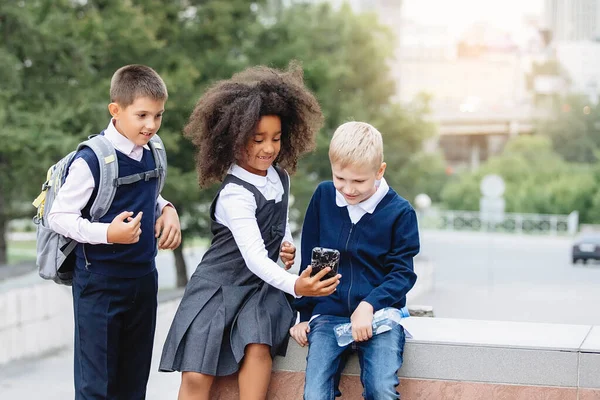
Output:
top-left (184, 63), bottom-right (323, 187)
top-left (110, 64), bottom-right (168, 107)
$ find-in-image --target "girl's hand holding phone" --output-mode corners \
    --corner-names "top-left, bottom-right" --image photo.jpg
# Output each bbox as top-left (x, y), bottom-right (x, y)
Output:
top-left (294, 265), bottom-right (341, 297)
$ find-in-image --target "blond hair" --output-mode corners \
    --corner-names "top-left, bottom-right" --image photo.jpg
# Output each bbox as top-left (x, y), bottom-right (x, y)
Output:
top-left (328, 121), bottom-right (384, 171)
top-left (110, 64), bottom-right (168, 107)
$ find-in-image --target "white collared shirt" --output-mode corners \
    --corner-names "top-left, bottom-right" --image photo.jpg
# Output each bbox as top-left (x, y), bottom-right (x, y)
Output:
top-left (47, 120), bottom-right (172, 244)
top-left (214, 164), bottom-right (297, 297)
top-left (335, 177), bottom-right (389, 224)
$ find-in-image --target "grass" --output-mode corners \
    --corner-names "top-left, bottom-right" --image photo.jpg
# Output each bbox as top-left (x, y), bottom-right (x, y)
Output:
top-left (7, 240), bottom-right (37, 264)
top-left (5, 236), bottom-right (210, 265)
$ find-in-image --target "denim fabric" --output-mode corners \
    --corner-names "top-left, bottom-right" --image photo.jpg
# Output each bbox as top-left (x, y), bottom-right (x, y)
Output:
top-left (303, 315), bottom-right (405, 400)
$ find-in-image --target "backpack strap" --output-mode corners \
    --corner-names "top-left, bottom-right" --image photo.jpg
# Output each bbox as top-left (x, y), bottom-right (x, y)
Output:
top-left (114, 169), bottom-right (160, 186)
top-left (77, 134), bottom-right (167, 221)
top-left (112, 135), bottom-right (167, 189)
top-left (148, 134), bottom-right (167, 195)
top-left (77, 135), bottom-right (119, 222)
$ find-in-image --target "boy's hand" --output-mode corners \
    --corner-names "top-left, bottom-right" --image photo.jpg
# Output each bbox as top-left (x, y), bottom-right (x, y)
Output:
top-left (294, 266), bottom-right (341, 297)
top-left (155, 205), bottom-right (181, 250)
top-left (107, 211), bottom-right (143, 244)
top-left (289, 321), bottom-right (310, 347)
top-left (280, 241), bottom-right (296, 270)
top-left (350, 301), bottom-right (374, 342)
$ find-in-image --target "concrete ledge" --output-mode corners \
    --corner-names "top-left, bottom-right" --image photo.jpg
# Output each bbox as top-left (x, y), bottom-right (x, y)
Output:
top-left (0, 279), bottom-right (73, 365)
top-left (0, 274), bottom-right (184, 366)
top-left (267, 317), bottom-right (600, 398)
top-left (580, 353), bottom-right (600, 389)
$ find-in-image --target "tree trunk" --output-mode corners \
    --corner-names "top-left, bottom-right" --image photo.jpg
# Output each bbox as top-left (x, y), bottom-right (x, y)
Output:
top-left (0, 189), bottom-right (7, 265)
top-left (173, 237), bottom-right (188, 288)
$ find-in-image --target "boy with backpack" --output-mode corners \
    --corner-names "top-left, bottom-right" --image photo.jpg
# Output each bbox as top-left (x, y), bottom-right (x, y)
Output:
top-left (46, 64), bottom-right (181, 399)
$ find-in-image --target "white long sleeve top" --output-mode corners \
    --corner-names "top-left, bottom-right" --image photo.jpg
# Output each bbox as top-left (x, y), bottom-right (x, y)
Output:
top-left (214, 164), bottom-right (298, 297)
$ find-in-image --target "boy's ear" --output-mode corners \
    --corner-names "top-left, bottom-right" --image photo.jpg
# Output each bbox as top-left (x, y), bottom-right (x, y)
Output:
top-left (108, 102), bottom-right (121, 119)
top-left (377, 162), bottom-right (387, 180)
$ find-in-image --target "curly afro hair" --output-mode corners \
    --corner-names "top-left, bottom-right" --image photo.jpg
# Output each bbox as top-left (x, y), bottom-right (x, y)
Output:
top-left (184, 63), bottom-right (323, 187)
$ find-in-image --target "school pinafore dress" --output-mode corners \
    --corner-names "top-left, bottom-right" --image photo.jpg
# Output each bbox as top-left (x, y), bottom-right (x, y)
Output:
top-left (159, 166), bottom-right (295, 376)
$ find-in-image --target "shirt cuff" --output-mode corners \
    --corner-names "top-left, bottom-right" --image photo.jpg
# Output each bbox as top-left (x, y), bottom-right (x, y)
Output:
top-left (92, 223), bottom-right (111, 244)
top-left (157, 197), bottom-right (174, 213)
top-left (287, 277), bottom-right (301, 298)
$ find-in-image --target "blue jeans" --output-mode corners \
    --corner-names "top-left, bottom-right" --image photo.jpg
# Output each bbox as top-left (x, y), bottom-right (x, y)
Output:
top-left (304, 315), bottom-right (405, 400)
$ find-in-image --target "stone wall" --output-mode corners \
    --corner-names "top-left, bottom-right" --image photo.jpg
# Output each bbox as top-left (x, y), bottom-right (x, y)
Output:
top-left (0, 280), bottom-right (73, 365)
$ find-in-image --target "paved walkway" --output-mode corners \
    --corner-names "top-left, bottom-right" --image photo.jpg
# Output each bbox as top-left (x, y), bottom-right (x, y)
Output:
top-left (0, 299), bottom-right (183, 399)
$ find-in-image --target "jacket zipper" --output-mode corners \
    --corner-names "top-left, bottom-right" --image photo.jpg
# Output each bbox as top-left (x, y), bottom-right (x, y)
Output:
top-left (345, 224), bottom-right (354, 312)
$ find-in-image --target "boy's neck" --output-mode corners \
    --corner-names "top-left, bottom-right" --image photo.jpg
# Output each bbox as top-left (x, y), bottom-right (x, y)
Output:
top-left (112, 119), bottom-right (127, 139)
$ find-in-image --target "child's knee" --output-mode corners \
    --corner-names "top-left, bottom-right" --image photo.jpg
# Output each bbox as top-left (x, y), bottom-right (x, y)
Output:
top-left (181, 371), bottom-right (214, 391)
top-left (244, 343), bottom-right (271, 362)
top-left (363, 377), bottom-right (399, 400)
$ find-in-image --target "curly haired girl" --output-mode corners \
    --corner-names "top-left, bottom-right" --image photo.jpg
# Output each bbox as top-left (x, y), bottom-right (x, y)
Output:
top-left (160, 64), bottom-right (341, 400)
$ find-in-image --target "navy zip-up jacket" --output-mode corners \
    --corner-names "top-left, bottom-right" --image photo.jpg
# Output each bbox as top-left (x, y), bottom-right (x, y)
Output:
top-left (294, 181), bottom-right (420, 322)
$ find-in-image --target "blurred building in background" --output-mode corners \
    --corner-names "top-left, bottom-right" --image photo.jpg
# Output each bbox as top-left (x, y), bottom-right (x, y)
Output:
top-left (337, 0), bottom-right (540, 170)
top-left (544, 0), bottom-right (600, 41)
top-left (329, 1), bottom-right (600, 170)
top-left (555, 41), bottom-right (600, 104)
top-left (535, 1), bottom-right (600, 107)
top-left (397, 18), bottom-right (535, 170)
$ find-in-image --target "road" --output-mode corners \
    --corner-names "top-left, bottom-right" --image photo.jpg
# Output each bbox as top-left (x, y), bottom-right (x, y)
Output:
top-left (413, 230), bottom-right (600, 325)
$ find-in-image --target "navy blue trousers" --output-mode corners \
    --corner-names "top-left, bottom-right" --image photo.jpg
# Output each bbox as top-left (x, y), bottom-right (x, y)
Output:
top-left (72, 266), bottom-right (158, 400)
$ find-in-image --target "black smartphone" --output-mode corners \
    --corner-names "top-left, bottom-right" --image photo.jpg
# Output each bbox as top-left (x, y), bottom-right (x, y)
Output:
top-left (310, 247), bottom-right (340, 281)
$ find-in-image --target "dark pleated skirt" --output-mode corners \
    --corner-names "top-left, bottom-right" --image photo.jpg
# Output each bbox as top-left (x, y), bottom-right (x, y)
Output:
top-left (159, 275), bottom-right (295, 376)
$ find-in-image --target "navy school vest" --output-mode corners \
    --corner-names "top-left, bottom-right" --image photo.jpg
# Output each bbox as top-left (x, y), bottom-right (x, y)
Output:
top-left (74, 147), bottom-right (158, 278)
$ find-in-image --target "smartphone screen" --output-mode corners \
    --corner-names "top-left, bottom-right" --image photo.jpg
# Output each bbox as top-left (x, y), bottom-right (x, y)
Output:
top-left (310, 247), bottom-right (340, 281)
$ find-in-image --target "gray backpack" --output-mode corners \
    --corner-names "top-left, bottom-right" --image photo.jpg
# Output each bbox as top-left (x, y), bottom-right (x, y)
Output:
top-left (32, 134), bottom-right (167, 285)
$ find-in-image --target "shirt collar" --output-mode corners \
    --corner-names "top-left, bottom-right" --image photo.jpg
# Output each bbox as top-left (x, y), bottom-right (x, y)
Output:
top-left (104, 119), bottom-right (144, 156)
top-left (229, 164), bottom-right (279, 187)
top-left (335, 177), bottom-right (389, 214)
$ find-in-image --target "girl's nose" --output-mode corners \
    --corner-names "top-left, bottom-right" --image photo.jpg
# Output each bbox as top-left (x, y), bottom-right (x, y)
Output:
top-left (263, 142), bottom-right (275, 154)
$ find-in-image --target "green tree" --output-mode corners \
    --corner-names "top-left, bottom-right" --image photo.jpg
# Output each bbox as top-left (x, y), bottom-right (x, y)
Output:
top-left (537, 94), bottom-right (600, 163)
top-left (1, 0), bottom-right (438, 285)
top-left (441, 135), bottom-right (599, 223)
top-left (0, 0), bottom-right (109, 264)
top-left (0, 0), bottom-right (267, 279)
